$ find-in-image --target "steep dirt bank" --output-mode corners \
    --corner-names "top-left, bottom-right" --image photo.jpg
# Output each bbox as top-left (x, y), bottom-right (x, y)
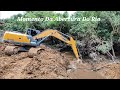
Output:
top-left (1, 44), bottom-right (120, 79)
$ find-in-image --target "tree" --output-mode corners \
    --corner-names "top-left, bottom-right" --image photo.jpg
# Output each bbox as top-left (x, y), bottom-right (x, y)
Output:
top-left (70, 11), bottom-right (99, 39)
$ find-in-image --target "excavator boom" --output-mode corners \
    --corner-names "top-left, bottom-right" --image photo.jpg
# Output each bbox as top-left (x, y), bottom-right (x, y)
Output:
top-left (33, 29), bottom-right (79, 59)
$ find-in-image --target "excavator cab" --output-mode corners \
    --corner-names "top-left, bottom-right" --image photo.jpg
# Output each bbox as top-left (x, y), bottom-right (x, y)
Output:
top-left (26, 28), bottom-right (41, 36)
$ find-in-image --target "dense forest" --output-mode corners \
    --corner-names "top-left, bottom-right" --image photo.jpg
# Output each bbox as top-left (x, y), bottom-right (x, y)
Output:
top-left (0, 11), bottom-right (120, 60)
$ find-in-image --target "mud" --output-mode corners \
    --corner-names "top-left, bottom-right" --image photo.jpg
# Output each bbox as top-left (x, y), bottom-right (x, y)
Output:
top-left (0, 44), bottom-right (120, 79)
top-left (96, 62), bottom-right (120, 79)
top-left (0, 44), bottom-right (70, 79)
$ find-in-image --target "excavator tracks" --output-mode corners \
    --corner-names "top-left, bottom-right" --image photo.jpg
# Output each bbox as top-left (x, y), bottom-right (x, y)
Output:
top-left (4, 45), bottom-right (46, 57)
top-left (28, 47), bottom-right (45, 58)
top-left (4, 46), bottom-right (19, 55)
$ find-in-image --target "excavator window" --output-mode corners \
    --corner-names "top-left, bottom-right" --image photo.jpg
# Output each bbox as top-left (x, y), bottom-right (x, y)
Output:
top-left (26, 29), bottom-right (41, 36)
top-left (26, 29), bottom-right (31, 35)
top-left (31, 30), bottom-right (37, 36)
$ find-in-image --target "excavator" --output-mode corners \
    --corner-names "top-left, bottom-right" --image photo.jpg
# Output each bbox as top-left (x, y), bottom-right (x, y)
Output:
top-left (2, 28), bottom-right (80, 60)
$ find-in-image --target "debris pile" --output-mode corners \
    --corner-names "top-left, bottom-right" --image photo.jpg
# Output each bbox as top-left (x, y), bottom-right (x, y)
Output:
top-left (0, 43), bottom-right (120, 79)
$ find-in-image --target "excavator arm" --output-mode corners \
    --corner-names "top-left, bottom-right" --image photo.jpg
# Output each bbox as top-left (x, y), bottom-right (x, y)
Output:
top-left (33, 29), bottom-right (79, 59)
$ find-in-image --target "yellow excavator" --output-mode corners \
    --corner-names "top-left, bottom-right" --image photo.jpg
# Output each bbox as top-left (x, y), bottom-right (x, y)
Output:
top-left (2, 28), bottom-right (80, 60)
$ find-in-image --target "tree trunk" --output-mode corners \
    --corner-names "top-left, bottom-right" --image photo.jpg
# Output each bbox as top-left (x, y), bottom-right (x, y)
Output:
top-left (110, 32), bottom-right (116, 59)
top-left (107, 51), bottom-right (115, 61)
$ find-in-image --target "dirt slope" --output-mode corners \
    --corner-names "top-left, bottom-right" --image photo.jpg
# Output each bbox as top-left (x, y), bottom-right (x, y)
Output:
top-left (0, 44), bottom-right (116, 79)
top-left (96, 62), bottom-right (120, 79)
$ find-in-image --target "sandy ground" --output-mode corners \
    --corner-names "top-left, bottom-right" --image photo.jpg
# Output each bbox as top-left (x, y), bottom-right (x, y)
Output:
top-left (0, 43), bottom-right (120, 79)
